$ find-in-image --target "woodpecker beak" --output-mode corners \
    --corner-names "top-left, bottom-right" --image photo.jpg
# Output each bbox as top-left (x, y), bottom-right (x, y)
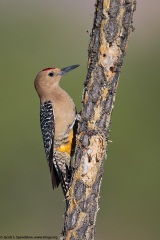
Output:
top-left (58, 64), bottom-right (79, 76)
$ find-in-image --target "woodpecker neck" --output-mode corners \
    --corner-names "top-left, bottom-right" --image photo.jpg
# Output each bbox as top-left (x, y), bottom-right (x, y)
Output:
top-left (51, 85), bottom-right (69, 103)
top-left (51, 84), bottom-right (76, 115)
top-left (39, 84), bottom-right (68, 103)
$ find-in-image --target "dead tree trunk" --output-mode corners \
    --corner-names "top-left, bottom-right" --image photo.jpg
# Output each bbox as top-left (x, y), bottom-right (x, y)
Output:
top-left (63, 0), bottom-right (137, 239)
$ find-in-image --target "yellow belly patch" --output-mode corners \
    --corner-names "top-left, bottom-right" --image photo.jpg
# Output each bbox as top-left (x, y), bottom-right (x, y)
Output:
top-left (55, 131), bottom-right (73, 155)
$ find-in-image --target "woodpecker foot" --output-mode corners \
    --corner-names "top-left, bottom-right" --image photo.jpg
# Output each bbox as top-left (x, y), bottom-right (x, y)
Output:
top-left (76, 112), bottom-right (81, 122)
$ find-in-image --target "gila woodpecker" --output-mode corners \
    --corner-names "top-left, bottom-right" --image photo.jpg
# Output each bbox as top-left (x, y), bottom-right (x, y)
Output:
top-left (34, 64), bottom-right (79, 195)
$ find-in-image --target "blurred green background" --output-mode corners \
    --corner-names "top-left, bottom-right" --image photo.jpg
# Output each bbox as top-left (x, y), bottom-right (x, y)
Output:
top-left (0, 0), bottom-right (160, 239)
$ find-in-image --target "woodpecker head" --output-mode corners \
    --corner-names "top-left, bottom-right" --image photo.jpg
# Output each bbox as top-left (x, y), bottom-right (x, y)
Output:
top-left (34, 64), bottom-right (79, 99)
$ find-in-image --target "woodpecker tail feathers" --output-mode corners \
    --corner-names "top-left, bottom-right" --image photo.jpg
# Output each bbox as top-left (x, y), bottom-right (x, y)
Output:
top-left (53, 151), bottom-right (71, 195)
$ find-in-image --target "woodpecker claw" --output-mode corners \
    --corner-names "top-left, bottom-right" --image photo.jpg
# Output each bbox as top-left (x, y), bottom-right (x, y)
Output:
top-left (76, 113), bottom-right (81, 122)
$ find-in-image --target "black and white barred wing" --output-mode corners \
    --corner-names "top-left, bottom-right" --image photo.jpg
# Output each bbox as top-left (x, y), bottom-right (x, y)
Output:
top-left (40, 101), bottom-right (60, 188)
top-left (40, 101), bottom-right (54, 161)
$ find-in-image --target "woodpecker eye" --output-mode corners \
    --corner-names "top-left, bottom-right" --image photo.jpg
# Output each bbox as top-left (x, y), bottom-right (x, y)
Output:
top-left (48, 72), bottom-right (54, 77)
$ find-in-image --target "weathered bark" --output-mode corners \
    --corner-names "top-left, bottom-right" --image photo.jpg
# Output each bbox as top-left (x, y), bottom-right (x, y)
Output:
top-left (63, 0), bottom-right (136, 239)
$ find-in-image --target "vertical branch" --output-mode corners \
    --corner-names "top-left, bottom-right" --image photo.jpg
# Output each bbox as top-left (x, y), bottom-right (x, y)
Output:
top-left (63, 0), bottom-right (136, 239)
